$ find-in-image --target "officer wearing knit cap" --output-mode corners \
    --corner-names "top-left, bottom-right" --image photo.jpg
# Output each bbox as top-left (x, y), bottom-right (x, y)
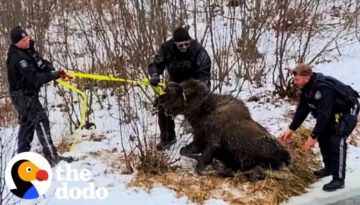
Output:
top-left (173, 27), bottom-right (191, 42)
top-left (148, 26), bottom-right (211, 151)
top-left (172, 27), bottom-right (191, 53)
top-left (6, 26), bottom-right (74, 166)
top-left (11, 26), bottom-right (29, 44)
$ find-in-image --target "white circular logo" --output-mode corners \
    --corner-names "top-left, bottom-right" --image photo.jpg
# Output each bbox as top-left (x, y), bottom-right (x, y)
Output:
top-left (5, 152), bottom-right (52, 199)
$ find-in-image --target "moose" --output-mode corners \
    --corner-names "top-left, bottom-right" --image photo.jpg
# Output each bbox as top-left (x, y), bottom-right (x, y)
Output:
top-left (157, 79), bottom-right (291, 179)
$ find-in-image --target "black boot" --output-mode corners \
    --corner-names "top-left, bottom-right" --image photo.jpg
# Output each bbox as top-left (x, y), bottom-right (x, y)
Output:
top-left (313, 168), bottom-right (331, 179)
top-left (59, 156), bottom-right (77, 163)
top-left (44, 155), bottom-right (57, 167)
top-left (323, 179), bottom-right (345, 191)
top-left (53, 151), bottom-right (60, 163)
top-left (52, 147), bottom-right (76, 163)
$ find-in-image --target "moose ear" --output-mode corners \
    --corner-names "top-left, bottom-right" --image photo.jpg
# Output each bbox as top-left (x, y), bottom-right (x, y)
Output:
top-left (180, 79), bottom-right (202, 96)
top-left (165, 81), bottom-right (183, 93)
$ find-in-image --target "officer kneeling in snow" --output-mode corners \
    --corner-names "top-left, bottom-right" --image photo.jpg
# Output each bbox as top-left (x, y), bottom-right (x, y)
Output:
top-left (279, 63), bottom-right (359, 191)
top-left (7, 26), bottom-right (73, 166)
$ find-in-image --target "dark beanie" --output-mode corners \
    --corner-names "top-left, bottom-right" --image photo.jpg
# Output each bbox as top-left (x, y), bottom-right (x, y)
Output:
top-left (173, 27), bottom-right (191, 42)
top-left (10, 26), bottom-right (28, 44)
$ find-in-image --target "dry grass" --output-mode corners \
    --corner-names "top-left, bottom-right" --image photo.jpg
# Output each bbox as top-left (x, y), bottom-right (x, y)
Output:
top-left (250, 127), bottom-right (320, 204)
top-left (129, 170), bottom-right (236, 203)
top-left (0, 97), bottom-right (17, 127)
top-left (57, 135), bottom-right (75, 154)
top-left (87, 140), bottom-right (174, 176)
top-left (349, 122), bottom-right (360, 147)
top-left (129, 127), bottom-right (321, 204)
top-left (135, 142), bottom-right (176, 175)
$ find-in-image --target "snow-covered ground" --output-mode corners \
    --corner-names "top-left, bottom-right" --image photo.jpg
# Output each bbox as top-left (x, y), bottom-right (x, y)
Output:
top-left (0, 40), bottom-right (359, 205)
top-left (1, 2), bottom-right (360, 205)
top-left (2, 44), bottom-right (358, 204)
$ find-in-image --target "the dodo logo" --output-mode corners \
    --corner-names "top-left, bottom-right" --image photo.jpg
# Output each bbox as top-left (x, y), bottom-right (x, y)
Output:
top-left (5, 152), bottom-right (52, 200)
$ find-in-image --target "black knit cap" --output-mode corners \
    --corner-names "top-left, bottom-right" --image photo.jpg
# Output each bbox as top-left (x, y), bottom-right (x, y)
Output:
top-left (173, 27), bottom-right (191, 42)
top-left (10, 26), bottom-right (28, 44)
top-left (291, 63), bottom-right (313, 76)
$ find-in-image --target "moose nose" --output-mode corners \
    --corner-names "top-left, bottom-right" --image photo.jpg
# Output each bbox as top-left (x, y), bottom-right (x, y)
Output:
top-left (36, 170), bottom-right (48, 181)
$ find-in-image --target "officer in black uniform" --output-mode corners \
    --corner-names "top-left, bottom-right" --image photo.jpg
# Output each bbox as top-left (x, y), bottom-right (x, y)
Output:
top-left (7, 26), bottom-right (71, 165)
top-left (279, 63), bottom-right (359, 191)
top-left (148, 26), bottom-right (211, 151)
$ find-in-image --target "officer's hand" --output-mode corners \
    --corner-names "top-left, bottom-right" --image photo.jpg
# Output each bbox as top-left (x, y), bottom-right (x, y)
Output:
top-left (58, 69), bottom-right (74, 81)
top-left (278, 129), bottom-right (293, 144)
top-left (150, 74), bottom-right (160, 86)
top-left (302, 137), bottom-right (317, 153)
top-left (59, 69), bottom-right (67, 79)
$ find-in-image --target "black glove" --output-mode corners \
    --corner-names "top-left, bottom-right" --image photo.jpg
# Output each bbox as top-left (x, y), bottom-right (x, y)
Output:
top-left (150, 74), bottom-right (160, 86)
top-left (43, 59), bottom-right (55, 71)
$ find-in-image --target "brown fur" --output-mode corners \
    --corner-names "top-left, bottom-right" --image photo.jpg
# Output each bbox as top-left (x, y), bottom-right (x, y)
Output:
top-left (158, 79), bottom-right (291, 176)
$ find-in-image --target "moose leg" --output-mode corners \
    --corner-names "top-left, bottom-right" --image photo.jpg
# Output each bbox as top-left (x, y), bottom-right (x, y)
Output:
top-left (243, 166), bottom-right (266, 182)
top-left (180, 133), bottom-right (205, 160)
top-left (215, 164), bottom-right (236, 178)
top-left (180, 142), bottom-right (203, 160)
top-left (209, 158), bottom-right (236, 178)
top-left (196, 146), bottom-right (218, 175)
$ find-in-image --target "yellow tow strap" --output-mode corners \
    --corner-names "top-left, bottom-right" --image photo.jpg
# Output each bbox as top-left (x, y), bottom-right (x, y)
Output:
top-left (67, 72), bottom-right (165, 95)
top-left (335, 113), bottom-right (341, 123)
top-left (56, 72), bottom-right (166, 150)
top-left (56, 79), bottom-right (88, 151)
top-left (56, 79), bottom-right (88, 128)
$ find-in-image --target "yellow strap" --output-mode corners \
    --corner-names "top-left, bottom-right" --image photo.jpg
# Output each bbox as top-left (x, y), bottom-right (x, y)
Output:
top-left (56, 79), bottom-right (87, 128)
top-left (67, 72), bottom-right (165, 95)
top-left (56, 72), bottom-right (166, 150)
top-left (56, 79), bottom-right (87, 150)
top-left (141, 77), bottom-right (166, 95)
top-left (57, 73), bottom-right (165, 128)
top-left (335, 113), bottom-right (340, 123)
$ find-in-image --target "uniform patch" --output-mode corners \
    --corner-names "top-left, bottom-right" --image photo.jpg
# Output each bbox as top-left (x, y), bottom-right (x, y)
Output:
top-left (314, 91), bottom-right (322, 100)
top-left (19, 60), bottom-right (28, 68)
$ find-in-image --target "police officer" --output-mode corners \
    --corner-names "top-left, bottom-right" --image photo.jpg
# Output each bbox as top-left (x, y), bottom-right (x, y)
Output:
top-left (279, 63), bottom-right (359, 191)
top-left (7, 26), bottom-right (71, 166)
top-left (148, 26), bottom-right (211, 151)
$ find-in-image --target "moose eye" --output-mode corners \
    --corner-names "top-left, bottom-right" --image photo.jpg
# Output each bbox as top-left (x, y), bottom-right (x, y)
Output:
top-left (26, 167), bottom-right (32, 173)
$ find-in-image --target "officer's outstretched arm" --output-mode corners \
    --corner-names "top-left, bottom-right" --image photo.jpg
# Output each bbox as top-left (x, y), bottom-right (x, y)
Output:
top-left (289, 98), bottom-right (310, 131)
top-left (16, 59), bottom-right (60, 86)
